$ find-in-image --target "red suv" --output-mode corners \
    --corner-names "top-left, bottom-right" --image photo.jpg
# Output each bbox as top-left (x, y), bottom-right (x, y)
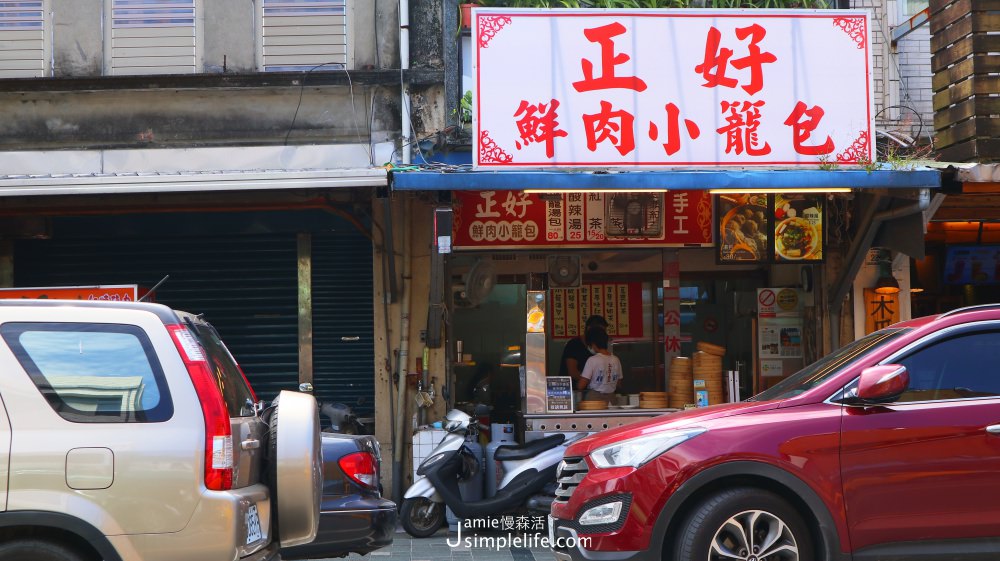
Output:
top-left (550, 305), bottom-right (1000, 561)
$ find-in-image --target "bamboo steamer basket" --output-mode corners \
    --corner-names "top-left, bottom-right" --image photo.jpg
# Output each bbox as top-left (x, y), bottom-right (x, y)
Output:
top-left (640, 391), bottom-right (668, 400)
top-left (692, 348), bottom-right (726, 406)
top-left (669, 355), bottom-right (695, 408)
top-left (578, 400), bottom-right (610, 410)
top-left (639, 400), bottom-right (669, 409)
top-left (696, 341), bottom-right (727, 357)
top-left (692, 352), bottom-right (723, 366)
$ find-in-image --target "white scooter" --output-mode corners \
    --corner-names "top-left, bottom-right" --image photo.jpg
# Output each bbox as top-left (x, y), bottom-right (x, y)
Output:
top-left (400, 409), bottom-right (574, 537)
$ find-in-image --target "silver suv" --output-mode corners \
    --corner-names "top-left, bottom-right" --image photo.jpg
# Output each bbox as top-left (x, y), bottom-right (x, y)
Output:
top-left (0, 300), bottom-right (322, 561)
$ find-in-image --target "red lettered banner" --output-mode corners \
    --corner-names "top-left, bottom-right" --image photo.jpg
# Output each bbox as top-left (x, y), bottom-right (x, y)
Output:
top-left (0, 285), bottom-right (146, 301)
top-left (452, 190), bottom-right (712, 249)
top-left (473, 10), bottom-right (873, 168)
top-left (550, 282), bottom-right (644, 339)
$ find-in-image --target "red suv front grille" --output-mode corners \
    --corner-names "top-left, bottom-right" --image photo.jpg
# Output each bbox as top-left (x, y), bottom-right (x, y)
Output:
top-left (554, 456), bottom-right (588, 502)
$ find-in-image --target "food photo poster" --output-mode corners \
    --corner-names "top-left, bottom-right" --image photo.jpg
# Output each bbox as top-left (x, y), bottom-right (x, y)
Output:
top-left (773, 194), bottom-right (824, 263)
top-left (716, 194), bottom-right (825, 264)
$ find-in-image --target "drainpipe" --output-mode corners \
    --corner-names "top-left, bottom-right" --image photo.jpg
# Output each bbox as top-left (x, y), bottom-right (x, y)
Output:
top-left (392, 196), bottom-right (412, 505)
top-left (400, 0), bottom-right (411, 166)
top-left (828, 189), bottom-right (930, 350)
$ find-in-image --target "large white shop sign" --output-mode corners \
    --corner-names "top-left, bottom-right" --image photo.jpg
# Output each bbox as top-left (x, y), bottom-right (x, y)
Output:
top-left (473, 9), bottom-right (873, 169)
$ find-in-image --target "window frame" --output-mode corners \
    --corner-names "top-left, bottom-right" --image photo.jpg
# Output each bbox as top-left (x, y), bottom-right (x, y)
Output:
top-left (255, 0), bottom-right (352, 72)
top-left (0, 0), bottom-right (51, 78)
top-left (103, 0), bottom-right (203, 76)
top-left (1, 321), bottom-right (175, 423)
top-left (897, 0), bottom-right (929, 22)
top-left (875, 320), bottom-right (1000, 405)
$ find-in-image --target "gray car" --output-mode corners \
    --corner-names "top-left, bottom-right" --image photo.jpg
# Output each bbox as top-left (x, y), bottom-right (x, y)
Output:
top-left (0, 300), bottom-right (321, 561)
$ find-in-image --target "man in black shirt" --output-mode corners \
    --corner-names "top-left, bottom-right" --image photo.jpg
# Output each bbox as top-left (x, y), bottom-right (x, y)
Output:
top-left (557, 315), bottom-right (608, 382)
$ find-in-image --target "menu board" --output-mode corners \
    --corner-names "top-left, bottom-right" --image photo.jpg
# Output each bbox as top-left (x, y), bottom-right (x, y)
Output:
top-left (549, 283), bottom-right (644, 339)
top-left (944, 246), bottom-right (1000, 285)
top-left (546, 376), bottom-right (574, 413)
top-left (452, 190), bottom-right (713, 249)
top-left (773, 194), bottom-right (824, 262)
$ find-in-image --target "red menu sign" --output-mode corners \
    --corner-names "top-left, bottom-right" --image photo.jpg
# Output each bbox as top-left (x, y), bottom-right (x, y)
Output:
top-left (550, 283), bottom-right (644, 340)
top-left (452, 190), bottom-right (712, 249)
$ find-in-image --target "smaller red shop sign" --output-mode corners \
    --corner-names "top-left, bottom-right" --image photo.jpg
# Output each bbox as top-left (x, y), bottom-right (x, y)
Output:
top-left (0, 285), bottom-right (147, 302)
top-left (452, 190), bottom-right (712, 249)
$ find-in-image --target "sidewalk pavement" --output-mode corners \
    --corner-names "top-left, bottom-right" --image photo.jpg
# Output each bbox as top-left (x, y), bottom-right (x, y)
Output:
top-left (319, 526), bottom-right (553, 561)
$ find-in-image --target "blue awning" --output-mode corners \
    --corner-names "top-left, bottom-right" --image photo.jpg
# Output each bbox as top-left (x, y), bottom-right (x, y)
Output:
top-left (390, 168), bottom-right (941, 191)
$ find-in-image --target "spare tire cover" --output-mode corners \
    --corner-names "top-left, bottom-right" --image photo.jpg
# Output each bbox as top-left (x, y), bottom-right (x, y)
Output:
top-left (271, 390), bottom-right (322, 547)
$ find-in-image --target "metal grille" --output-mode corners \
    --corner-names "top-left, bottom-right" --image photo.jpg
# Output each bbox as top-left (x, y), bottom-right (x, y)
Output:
top-left (554, 456), bottom-right (589, 503)
top-left (311, 230), bottom-right (375, 417)
top-left (110, 0), bottom-right (197, 75)
top-left (261, 0), bottom-right (347, 72)
top-left (14, 233), bottom-right (300, 403)
top-left (0, 0), bottom-right (46, 78)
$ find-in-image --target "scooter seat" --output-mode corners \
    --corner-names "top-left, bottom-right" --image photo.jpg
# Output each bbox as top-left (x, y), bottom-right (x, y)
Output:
top-left (494, 434), bottom-right (566, 461)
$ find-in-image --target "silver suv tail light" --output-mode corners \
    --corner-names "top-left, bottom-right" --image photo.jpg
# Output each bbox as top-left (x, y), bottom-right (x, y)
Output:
top-left (168, 324), bottom-right (234, 491)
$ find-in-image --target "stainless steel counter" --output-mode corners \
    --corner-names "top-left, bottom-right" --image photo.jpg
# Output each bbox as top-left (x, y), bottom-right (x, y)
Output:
top-left (523, 409), bottom-right (679, 432)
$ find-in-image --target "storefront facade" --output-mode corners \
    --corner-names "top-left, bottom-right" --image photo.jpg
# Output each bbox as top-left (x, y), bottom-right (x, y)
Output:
top-left (0, 146), bottom-right (386, 418)
top-left (389, 7), bottom-right (941, 447)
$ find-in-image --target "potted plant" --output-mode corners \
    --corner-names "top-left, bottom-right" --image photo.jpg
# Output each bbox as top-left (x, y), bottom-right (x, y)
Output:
top-left (460, 2), bottom-right (480, 29)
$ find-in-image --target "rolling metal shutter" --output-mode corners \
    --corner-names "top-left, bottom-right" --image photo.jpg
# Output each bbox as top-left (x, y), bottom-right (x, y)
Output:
top-left (260, 0), bottom-right (347, 72)
top-left (109, 0), bottom-right (198, 75)
top-left (14, 234), bottom-right (300, 402)
top-left (0, 1), bottom-right (48, 78)
top-left (311, 230), bottom-right (375, 417)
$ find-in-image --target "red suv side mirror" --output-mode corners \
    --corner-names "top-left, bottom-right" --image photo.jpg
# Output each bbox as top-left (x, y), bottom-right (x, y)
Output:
top-left (855, 364), bottom-right (909, 403)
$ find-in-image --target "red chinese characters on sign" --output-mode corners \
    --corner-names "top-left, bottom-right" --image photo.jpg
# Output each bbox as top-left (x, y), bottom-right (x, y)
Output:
top-left (477, 12), bottom-right (874, 167)
top-left (550, 283), bottom-right (644, 339)
top-left (573, 23), bottom-right (648, 93)
top-left (784, 101), bottom-right (835, 156)
top-left (583, 101), bottom-right (635, 156)
top-left (514, 99), bottom-right (568, 158)
top-left (649, 104), bottom-right (701, 156)
top-left (717, 100), bottom-right (771, 156)
top-left (452, 190), bottom-right (713, 248)
top-left (504, 19), bottom-right (847, 164)
top-left (695, 24), bottom-right (777, 96)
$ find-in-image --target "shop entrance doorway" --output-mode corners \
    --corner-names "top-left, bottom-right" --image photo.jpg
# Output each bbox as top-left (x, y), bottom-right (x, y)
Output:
top-left (675, 273), bottom-right (766, 400)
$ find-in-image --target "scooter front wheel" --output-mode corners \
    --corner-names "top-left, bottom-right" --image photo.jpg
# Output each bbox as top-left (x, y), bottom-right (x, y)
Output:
top-left (401, 497), bottom-right (445, 538)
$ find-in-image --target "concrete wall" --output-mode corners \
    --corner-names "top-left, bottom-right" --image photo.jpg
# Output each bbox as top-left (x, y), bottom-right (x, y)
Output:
top-left (52, 0), bottom-right (103, 77)
top-left (45, 0), bottom-right (402, 76)
top-left (0, 86), bottom-right (399, 149)
top-left (353, 0), bottom-right (400, 70)
top-left (373, 194), bottom-right (448, 498)
top-left (10, 1), bottom-right (413, 150)
top-left (204, 0), bottom-right (256, 73)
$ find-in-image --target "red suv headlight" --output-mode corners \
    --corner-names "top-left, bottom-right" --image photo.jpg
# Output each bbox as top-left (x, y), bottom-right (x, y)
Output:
top-left (590, 427), bottom-right (706, 468)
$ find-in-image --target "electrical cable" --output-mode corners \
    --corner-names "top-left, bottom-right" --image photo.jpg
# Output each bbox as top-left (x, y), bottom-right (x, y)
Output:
top-left (284, 61), bottom-right (343, 146)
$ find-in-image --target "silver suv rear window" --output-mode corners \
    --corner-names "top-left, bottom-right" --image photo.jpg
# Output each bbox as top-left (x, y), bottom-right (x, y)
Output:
top-left (1, 322), bottom-right (173, 423)
top-left (186, 320), bottom-right (256, 417)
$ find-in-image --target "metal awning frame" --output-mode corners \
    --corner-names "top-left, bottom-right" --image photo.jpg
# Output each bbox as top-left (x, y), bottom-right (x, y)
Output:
top-left (390, 168), bottom-right (942, 192)
top-left (0, 168), bottom-right (388, 197)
